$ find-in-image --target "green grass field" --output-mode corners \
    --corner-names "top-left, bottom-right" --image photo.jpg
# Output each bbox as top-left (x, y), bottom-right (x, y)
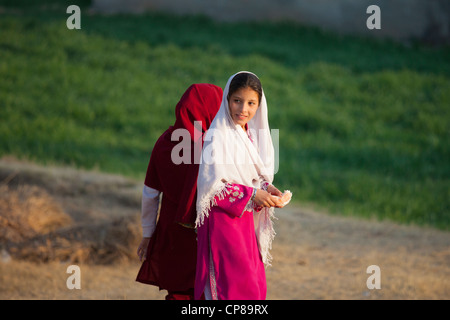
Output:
top-left (1, 1), bottom-right (449, 230)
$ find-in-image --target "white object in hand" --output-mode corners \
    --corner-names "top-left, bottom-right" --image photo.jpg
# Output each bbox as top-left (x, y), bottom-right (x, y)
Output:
top-left (277, 190), bottom-right (292, 208)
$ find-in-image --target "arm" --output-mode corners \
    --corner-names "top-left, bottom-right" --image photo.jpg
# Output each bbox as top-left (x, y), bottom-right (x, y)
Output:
top-left (213, 182), bottom-right (282, 217)
top-left (253, 188), bottom-right (283, 208)
top-left (141, 185), bottom-right (160, 238)
top-left (261, 180), bottom-right (282, 197)
top-left (213, 183), bottom-right (254, 218)
top-left (137, 185), bottom-right (160, 261)
top-left (255, 180), bottom-right (284, 208)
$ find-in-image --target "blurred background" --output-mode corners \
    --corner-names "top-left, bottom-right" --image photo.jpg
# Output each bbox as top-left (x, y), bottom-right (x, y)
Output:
top-left (0, 0), bottom-right (449, 299)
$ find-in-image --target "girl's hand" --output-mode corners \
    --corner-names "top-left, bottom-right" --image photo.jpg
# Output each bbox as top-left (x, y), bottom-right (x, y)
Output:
top-left (267, 184), bottom-right (282, 197)
top-left (253, 189), bottom-right (283, 208)
top-left (137, 237), bottom-right (151, 262)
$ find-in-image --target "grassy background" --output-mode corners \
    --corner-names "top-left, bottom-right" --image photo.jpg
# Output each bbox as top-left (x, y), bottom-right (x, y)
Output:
top-left (1, 1), bottom-right (449, 230)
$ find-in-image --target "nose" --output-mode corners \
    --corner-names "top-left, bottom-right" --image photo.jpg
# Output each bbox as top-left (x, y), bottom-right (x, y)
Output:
top-left (236, 102), bottom-right (245, 114)
top-left (241, 102), bottom-right (251, 114)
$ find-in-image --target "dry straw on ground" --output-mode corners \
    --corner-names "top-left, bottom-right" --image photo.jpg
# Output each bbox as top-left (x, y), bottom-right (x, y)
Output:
top-left (0, 158), bottom-right (142, 266)
top-left (0, 185), bottom-right (72, 243)
top-left (0, 157), bottom-right (449, 300)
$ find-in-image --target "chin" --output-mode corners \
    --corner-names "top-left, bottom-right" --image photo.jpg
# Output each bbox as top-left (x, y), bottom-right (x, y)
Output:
top-left (234, 118), bottom-right (247, 126)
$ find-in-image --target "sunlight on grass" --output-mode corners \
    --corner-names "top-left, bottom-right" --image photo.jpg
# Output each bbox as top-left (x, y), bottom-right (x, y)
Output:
top-left (0, 4), bottom-right (449, 230)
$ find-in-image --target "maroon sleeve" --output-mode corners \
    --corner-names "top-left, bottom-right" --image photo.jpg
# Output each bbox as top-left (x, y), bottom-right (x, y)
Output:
top-left (144, 148), bottom-right (162, 191)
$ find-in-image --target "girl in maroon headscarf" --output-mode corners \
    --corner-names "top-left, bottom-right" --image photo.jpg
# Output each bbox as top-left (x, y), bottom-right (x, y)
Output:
top-left (136, 83), bottom-right (223, 300)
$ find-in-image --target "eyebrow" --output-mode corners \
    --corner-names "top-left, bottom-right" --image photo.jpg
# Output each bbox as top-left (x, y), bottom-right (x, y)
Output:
top-left (231, 94), bottom-right (257, 102)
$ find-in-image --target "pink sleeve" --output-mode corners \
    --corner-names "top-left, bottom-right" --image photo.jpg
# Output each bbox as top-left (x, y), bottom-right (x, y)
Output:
top-left (213, 183), bottom-right (254, 218)
top-left (261, 181), bottom-right (270, 191)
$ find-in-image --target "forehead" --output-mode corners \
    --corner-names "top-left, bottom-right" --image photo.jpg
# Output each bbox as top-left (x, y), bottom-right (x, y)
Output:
top-left (229, 87), bottom-right (259, 100)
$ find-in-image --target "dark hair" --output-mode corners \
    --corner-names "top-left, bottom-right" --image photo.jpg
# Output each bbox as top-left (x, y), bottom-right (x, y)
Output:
top-left (227, 72), bottom-right (262, 104)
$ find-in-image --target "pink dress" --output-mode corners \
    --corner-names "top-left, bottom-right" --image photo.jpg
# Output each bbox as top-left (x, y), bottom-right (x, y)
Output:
top-left (194, 183), bottom-right (267, 300)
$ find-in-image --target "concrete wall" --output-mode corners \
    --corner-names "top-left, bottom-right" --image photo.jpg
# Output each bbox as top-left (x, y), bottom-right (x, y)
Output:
top-left (91, 0), bottom-right (450, 45)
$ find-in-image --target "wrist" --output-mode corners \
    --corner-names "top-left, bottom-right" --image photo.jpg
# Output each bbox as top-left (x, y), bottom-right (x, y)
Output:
top-left (251, 187), bottom-right (257, 201)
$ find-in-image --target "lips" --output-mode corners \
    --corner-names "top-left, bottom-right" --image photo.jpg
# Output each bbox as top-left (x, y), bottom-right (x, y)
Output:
top-left (236, 114), bottom-right (247, 120)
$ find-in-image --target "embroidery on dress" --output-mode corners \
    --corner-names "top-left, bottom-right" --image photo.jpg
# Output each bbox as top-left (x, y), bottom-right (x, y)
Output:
top-left (209, 245), bottom-right (218, 300)
top-left (228, 185), bottom-right (244, 203)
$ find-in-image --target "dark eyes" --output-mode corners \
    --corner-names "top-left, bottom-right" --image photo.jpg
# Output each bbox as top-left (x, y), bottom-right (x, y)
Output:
top-left (233, 99), bottom-right (256, 106)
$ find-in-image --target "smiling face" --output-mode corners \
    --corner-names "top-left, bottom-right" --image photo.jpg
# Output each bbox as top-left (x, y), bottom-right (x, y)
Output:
top-left (228, 87), bottom-right (260, 130)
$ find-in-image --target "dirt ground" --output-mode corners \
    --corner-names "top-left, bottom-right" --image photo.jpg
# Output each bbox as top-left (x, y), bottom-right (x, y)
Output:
top-left (0, 157), bottom-right (449, 300)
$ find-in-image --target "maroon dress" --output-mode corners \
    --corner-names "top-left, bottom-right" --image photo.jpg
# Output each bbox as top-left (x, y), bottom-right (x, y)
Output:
top-left (136, 83), bottom-right (222, 299)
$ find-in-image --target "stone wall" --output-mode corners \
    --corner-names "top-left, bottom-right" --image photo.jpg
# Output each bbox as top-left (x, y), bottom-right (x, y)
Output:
top-left (91, 0), bottom-right (450, 45)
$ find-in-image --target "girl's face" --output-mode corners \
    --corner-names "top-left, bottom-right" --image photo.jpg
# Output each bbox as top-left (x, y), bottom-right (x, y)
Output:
top-left (228, 87), bottom-right (260, 129)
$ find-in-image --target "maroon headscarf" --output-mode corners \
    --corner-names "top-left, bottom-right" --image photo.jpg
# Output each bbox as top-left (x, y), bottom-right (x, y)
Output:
top-left (144, 83), bottom-right (223, 227)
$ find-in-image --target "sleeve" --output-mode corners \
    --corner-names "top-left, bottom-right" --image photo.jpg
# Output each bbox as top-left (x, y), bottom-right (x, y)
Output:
top-left (260, 180), bottom-right (270, 191)
top-left (144, 142), bottom-right (162, 191)
top-left (141, 185), bottom-right (160, 238)
top-left (213, 183), bottom-right (255, 218)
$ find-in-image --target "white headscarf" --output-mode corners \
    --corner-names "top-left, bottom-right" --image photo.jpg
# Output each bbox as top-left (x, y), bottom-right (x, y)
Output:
top-left (196, 71), bottom-right (276, 266)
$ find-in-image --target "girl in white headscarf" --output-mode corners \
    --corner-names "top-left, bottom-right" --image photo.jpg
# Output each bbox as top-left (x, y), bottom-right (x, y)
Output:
top-left (194, 71), bottom-right (290, 300)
